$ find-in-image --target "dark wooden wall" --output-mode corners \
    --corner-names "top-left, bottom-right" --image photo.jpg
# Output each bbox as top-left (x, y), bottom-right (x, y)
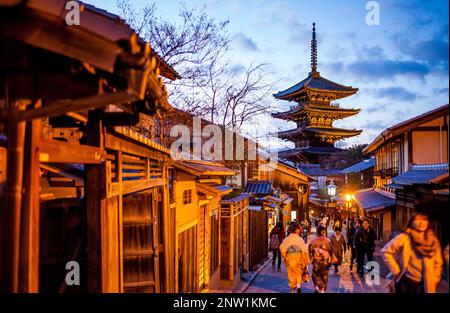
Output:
top-left (248, 210), bottom-right (268, 270)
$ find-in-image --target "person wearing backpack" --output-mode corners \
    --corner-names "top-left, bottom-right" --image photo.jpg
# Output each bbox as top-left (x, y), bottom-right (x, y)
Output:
top-left (270, 222), bottom-right (285, 272)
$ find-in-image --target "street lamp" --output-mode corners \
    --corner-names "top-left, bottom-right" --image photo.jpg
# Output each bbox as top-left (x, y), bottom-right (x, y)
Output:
top-left (327, 180), bottom-right (336, 197)
top-left (345, 194), bottom-right (352, 238)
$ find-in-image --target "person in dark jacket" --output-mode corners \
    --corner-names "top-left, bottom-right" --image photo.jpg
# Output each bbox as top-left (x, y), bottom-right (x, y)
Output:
top-left (354, 219), bottom-right (376, 277)
top-left (348, 221), bottom-right (358, 271)
top-left (270, 222), bottom-right (286, 272)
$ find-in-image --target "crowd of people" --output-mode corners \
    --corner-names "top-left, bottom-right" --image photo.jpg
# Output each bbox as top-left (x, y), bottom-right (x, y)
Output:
top-left (269, 212), bottom-right (448, 294)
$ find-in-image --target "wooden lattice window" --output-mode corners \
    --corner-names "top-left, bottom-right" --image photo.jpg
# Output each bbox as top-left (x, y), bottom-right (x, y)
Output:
top-left (183, 189), bottom-right (192, 205)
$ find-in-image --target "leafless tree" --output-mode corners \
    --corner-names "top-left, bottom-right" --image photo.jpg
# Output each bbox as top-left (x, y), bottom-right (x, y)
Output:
top-left (117, 0), bottom-right (274, 132)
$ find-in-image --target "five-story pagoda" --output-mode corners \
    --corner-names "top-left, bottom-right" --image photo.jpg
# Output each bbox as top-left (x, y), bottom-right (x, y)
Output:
top-left (273, 23), bottom-right (362, 163)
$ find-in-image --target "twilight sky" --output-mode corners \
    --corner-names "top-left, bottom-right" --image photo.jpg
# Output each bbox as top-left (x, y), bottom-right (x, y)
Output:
top-left (85, 0), bottom-right (449, 149)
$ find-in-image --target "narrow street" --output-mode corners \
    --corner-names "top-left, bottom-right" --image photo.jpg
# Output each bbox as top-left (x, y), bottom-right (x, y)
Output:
top-left (245, 228), bottom-right (389, 293)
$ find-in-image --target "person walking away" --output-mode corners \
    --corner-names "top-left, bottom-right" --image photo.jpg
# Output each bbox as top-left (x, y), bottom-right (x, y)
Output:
top-left (270, 222), bottom-right (285, 272)
top-left (309, 225), bottom-right (334, 293)
top-left (354, 219), bottom-right (375, 277)
top-left (301, 223), bottom-right (308, 244)
top-left (279, 221), bottom-right (310, 293)
top-left (381, 213), bottom-right (443, 293)
top-left (348, 221), bottom-right (359, 271)
top-left (333, 219), bottom-right (341, 232)
top-left (330, 227), bottom-right (347, 273)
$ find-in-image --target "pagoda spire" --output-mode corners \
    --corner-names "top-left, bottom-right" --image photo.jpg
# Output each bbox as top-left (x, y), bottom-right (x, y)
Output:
top-left (310, 22), bottom-right (318, 75)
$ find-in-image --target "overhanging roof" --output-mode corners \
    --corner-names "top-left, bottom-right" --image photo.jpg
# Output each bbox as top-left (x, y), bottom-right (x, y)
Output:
top-left (244, 180), bottom-right (272, 195)
top-left (175, 160), bottom-right (235, 176)
top-left (341, 158), bottom-right (375, 174)
top-left (273, 72), bottom-right (358, 100)
top-left (390, 163), bottom-right (449, 187)
top-left (353, 189), bottom-right (395, 213)
top-left (196, 183), bottom-right (232, 196)
top-left (364, 104), bottom-right (449, 155)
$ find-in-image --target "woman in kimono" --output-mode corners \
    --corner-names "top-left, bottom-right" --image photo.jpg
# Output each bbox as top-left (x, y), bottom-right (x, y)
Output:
top-left (309, 225), bottom-right (333, 293)
top-left (279, 221), bottom-right (309, 293)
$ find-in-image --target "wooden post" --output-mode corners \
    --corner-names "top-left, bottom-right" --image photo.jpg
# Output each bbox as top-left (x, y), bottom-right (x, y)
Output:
top-left (85, 109), bottom-right (106, 292)
top-left (19, 100), bottom-right (42, 292)
top-left (0, 99), bottom-right (28, 292)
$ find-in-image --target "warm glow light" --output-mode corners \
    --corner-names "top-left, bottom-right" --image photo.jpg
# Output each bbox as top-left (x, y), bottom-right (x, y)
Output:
top-left (345, 194), bottom-right (352, 202)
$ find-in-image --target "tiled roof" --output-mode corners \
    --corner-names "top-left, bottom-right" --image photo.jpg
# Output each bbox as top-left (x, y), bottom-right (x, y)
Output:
top-left (175, 160), bottom-right (235, 176)
top-left (341, 158), bottom-right (375, 174)
top-left (274, 73), bottom-right (357, 99)
top-left (221, 194), bottom-right (250, 204)
top-left (353, 189), bottom-right (395, 213)
top-left (391, 163), bottom-right (449, 186)
top-left (278, 147), bottom-right (343, 158)
top-left (244, 180), bottom-right (272, 195)
top-left (278, 126), bottom-right (362, 138)
top-left (196, 183), bottom-right (232, 196)
top-left (364, 104), bottom-right (449, 155)
top-left (298, 164), bottom-right (326, 176)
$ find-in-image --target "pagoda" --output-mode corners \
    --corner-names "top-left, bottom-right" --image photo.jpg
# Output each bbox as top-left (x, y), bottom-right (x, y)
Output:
top-left (273, 23), bottom-right (362, 163)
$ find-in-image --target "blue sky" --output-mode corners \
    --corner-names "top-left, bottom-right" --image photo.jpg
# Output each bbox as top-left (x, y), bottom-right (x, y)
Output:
top-left (85, 0), bottom-right (449, 149)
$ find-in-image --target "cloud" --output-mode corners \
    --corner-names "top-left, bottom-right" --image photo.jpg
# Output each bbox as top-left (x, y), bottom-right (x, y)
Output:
top-left (434, 87), bottom-right (449, 95)
top-left (367, 87), bottom-right (419, 102)
top-left (346, 60), bottom-right (430, 81)
top-left (234, 33), bottom-right (259, 51)
top-left (356, 46), bottom-right (386, 60)
top-left (230, 63), bottom-right (246, 75)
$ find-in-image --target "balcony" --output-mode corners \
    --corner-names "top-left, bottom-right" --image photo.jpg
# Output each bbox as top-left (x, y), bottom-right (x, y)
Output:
top-left (374, 167), bottom-right (399, 179)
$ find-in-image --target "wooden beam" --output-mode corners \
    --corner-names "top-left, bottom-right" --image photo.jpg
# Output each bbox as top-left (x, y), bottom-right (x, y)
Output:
top-left (105, 132), bottom-right (168, 159)
top-left (40, 139), bottom-right (104, 164)
top-left (85, 110), bottom-right (105, 292)
top-left (110, 178), bottom-right (164, 197)
top-left (19, 90), bottom-right (140, 122)
top-left (19, 100), bottom-right (41, 292)
top-left (0, 99), bottom-right (27, 292)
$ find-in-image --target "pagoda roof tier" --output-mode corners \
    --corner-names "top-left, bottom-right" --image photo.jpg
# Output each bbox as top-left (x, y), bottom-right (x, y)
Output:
top-left (278, 146), bottom-right (344, 158)
top-left (273, 72), bottom-right (358, 101)
top-left (277, 126), bottom-right (362, 139)
top-left (272, 104), bottom-right (360, 121)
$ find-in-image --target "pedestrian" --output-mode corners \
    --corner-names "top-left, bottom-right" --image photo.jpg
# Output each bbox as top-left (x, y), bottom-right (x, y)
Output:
top-left (309, 225), bottom-right (334, 293)
top-left (269, 222), bottom-right (285, 272)
top-left (348, 221), bottom-right (359, 271)
top-left (279, 221), bottom-right (310, 293)
top-left (301, 221), bottom-right (308, 244)
top-left (333, 219), bottom-right (341, 231)
top-left (330, 227), bottom-right (347, 273)
top-left (354, 218), bottom-right (375, 277)
top-left (381, 213), bottom-right (443, 293)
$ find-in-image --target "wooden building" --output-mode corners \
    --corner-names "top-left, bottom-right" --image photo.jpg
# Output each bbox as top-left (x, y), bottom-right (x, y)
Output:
top-left (272, 23), bottom-right (361, 163)
top-left (355, 104), bottom-right (449, 243)
top-left (219, 194), bottom-right (249, 289)
top-left (260, 160), bottom-right (310, 222)
top-left (0, 0), bottom-right (179, 293)
top-left (171, 159), bottom-right (234, 292)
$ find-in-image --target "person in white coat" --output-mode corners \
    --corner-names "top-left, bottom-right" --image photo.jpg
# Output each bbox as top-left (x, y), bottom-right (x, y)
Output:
top-left (381, 212), bottom-right (443, 293)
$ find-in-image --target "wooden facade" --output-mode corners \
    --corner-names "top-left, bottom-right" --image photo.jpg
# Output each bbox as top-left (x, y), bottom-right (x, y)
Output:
top-left (219, 195), bottom-right (249, 288)
top-left (0, 0), bottom-right (177, 293)
top-left (0, 1), bottom-right (312, 293)
top-left (248, 208), bottom-right (269, 270)
top-left (361, 104), bottom-right (449, 244)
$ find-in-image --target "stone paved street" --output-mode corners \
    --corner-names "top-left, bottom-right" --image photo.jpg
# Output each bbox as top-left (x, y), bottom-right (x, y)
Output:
top-left (245, 249), bottom-right (389, 293)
